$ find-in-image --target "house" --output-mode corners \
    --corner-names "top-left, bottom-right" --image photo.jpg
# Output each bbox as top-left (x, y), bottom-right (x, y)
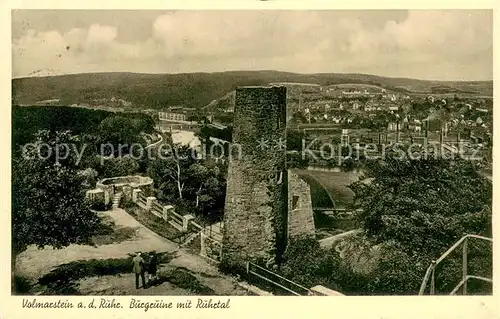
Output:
top-left (159, 111), bottom-right (187, 122)
top-left (331, 117), bottom-right (341, 124)
top-left (387, 122), bottom-right (398, 131)
top-left (388, 105), bottom-right (399, 111)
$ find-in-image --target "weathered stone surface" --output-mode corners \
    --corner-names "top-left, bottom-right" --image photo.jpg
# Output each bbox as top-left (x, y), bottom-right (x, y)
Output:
top-left (86, 189), bottom-right (104, 205)
top-left (320, 229), bottom-right (382, 275)
top-left (222, 86), bottom-right (288, 269)
top-left (287, 170), bottom-right (315, 238)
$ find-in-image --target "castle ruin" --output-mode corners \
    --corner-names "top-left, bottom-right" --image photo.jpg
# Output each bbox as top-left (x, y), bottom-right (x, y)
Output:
top-left (221, 86), bottom-right (315, 270)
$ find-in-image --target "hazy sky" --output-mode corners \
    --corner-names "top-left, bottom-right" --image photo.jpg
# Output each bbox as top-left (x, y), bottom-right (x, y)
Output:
top-left (12, 10), bottom-right (493, 80)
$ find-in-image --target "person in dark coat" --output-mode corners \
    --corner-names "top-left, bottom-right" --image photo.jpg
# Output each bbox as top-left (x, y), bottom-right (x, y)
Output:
top-left (147, 253), bottom-right (159, 283)
top-left (132, 252), bottom-right (146, 289)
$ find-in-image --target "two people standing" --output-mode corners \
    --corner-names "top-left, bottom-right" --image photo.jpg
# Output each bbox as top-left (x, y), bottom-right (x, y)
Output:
top-left (132, 252), bottom-right (159, 289)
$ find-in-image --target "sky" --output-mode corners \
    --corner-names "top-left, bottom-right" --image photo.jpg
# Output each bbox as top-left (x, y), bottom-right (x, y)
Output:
top-left (11, 10), bottom-right (493, 81)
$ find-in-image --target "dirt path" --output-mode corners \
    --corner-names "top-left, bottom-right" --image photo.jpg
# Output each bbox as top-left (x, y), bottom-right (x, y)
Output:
top-left (16, 208), bottom-right (176, 280)
top-left (15, 208), bottom-right (249, 295)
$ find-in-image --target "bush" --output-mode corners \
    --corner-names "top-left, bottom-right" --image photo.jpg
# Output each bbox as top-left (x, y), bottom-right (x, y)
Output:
top-left (92, 226), bottom-right (137, 246)
top-left (125, 206), bottom-right (182, 241)
top-left (100, 155), bottom-right (140, 178)
top-left (88, 197), bottom-right (112, 211)
top-left (157, 268), bottom-right (215, 295)
top-left (119, 195), bottom-right (136, 211)
top-left (280, 236), bottom-right (343, 291)
top-left (12, 275), bottom-right (33, 294)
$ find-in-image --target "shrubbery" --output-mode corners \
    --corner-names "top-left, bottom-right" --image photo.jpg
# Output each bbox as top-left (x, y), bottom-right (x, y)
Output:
top-left (156, 268), bottom-right (215, 295)
top-left (88, 198), bottom-right (112, 211)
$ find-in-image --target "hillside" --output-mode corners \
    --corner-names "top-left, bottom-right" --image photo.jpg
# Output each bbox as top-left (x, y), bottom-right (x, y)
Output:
top-left (12, 71), bottom-right (492, 109)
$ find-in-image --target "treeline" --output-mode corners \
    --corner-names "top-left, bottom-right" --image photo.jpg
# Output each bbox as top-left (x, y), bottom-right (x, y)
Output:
top-left (12, 72), bottom-right (492, 109)
top-left (12, 105), bottom-right (155, 148)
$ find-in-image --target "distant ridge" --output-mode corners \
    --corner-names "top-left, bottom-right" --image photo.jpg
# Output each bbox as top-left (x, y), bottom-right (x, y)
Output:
top-left (12, 71), bottom-right (492, 109)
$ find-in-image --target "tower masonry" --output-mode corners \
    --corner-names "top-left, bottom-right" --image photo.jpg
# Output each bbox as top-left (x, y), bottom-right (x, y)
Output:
top-left (222, 86), bottom-right (315, 270)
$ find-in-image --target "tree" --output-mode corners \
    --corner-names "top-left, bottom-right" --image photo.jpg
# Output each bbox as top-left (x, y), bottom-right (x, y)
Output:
top-left (147, 144), bottom-right (197, 202)
top-left (147, 144), bottom-right (227, 220)
top-left (348, 157), bottom-right (492, 294)
top-left (97, 115), bottom-right (146, 156)
top-left (79, 167), bottom-right (98, 189)
top-left (187, 163), bottom-right (227, 221)
top-left (351, 157), bottom-right (491, 256)
top-left (100, 155), bottom-right (140, 178)
top-left (12, 130), bottom-right (101, 255)
top-left (280, 236), bottom-right (343, 291)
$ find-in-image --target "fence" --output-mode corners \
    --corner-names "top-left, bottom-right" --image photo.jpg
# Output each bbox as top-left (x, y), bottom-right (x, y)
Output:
top-left (149, 201), bottom-right (164, 219)
top-left (189, 221), bottom-right (203, 232)
top-left (246, 262), bottom-right (311, 296)
top-left (152, 201), bottom-right (163, 214)
top-left (419, 234), bottom-right (493, 295)
top-left (132, 191), bottom-right (190, 232)
top-left (169, 211), bottom-right (184, 227)
top-left (131, 190), bottom-right (226, 258)
top-left (204, 222), bottom-right (223, 239)
top-left (137, 193), bottom-right (147, 207)
top-left (200, 232), bottom-right (222, 262)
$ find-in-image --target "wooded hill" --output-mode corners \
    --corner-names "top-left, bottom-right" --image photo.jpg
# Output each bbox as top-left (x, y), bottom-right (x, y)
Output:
top-left (12, 71), bottom-right (493, 109)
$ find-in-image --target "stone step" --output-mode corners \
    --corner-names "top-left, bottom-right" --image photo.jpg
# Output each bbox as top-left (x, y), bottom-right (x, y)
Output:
top-left (112, 193), bottom-right (122, 208)
top-left (180, 231), bottom-right (202, 247)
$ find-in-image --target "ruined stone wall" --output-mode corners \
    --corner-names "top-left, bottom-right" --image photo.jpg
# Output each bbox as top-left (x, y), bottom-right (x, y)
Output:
top-left (222, 86), bottom-right (288, 269)
top-left (287, 170), bottom-right (316, 238)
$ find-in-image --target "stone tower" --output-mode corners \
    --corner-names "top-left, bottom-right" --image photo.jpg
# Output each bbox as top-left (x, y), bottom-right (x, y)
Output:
top-left (221, 86), bottom-right (288, 269)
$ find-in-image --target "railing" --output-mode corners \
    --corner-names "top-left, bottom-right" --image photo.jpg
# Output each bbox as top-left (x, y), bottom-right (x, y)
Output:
top-left (419, 234), bottom-right (492, 295)
top-left (204, 223), bottom-right (223, 239)
top-left (189, 221), bottom-right (203, 232)
top-left (137, 193), bottom-right (147, 207)
top-left (201, 233), bottom-right (222, 262)
top-left (167, 210), bottom-right (182, 225)
top-left (151, 202), bottom-right (164, 217)
top-left (246, 262), bottom-right (311, 296)
top-left (152, 201), bottom-right (163, 212)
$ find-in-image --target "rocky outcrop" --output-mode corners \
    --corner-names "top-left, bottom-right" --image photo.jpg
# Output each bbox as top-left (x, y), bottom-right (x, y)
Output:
top-left (320, 229), bottom-right (382, 275)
